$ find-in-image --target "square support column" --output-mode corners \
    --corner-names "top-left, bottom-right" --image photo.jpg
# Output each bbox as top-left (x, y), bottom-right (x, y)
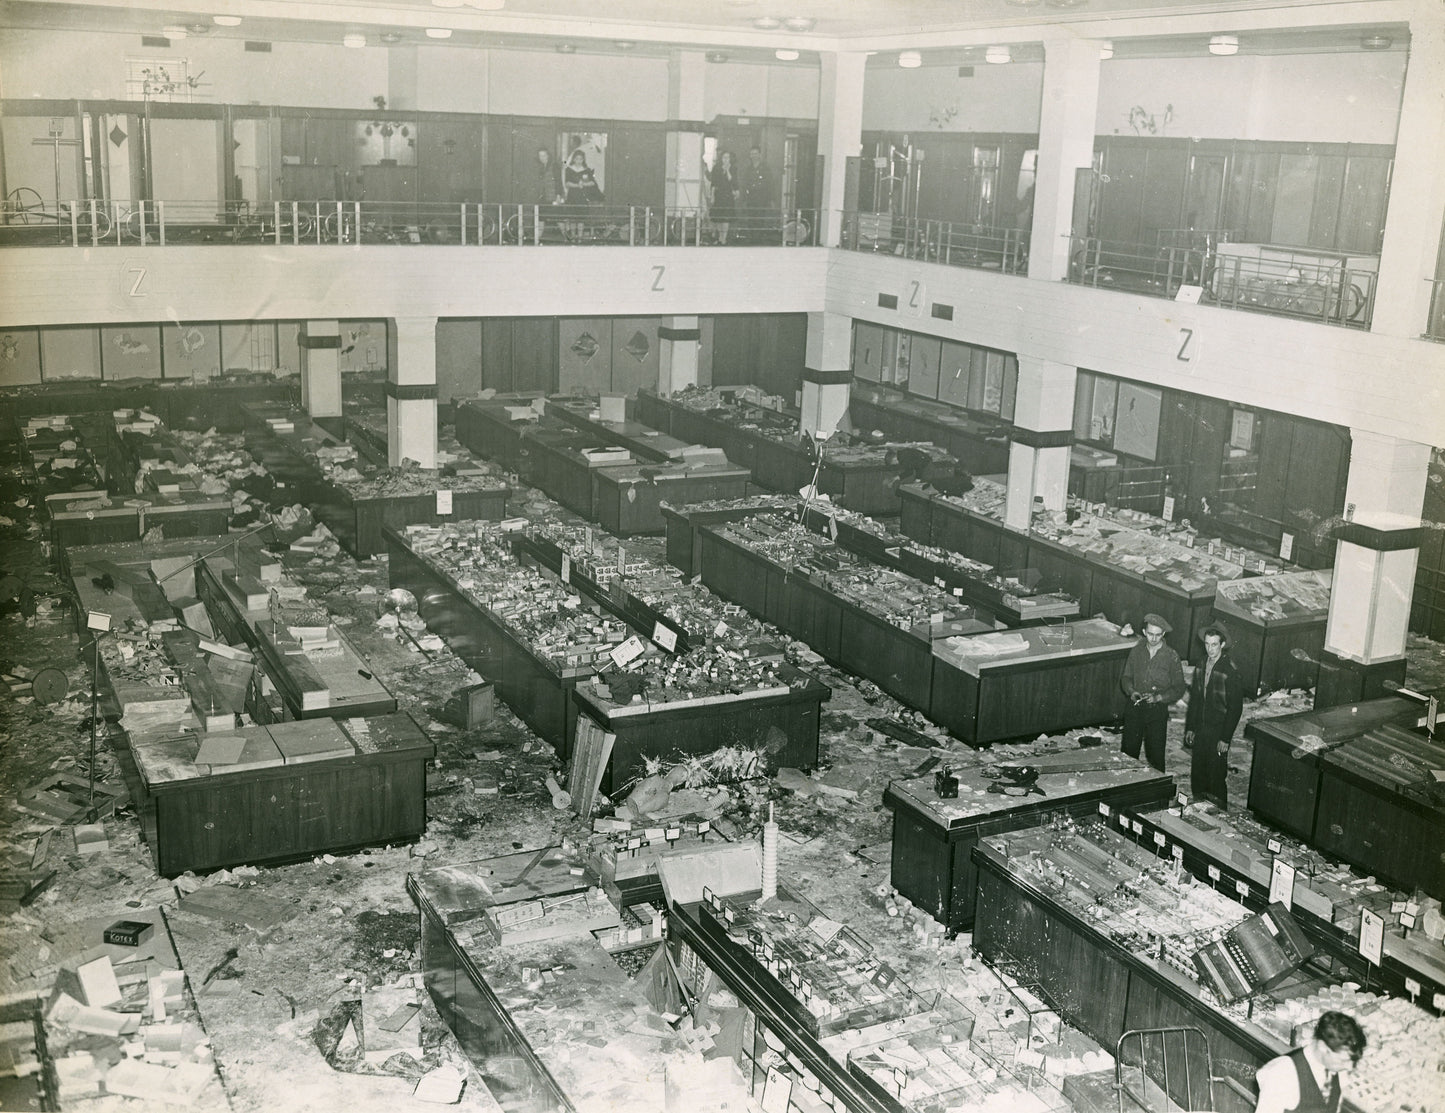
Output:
top-left (1028, 36), bottom-right (1103, 282)
top-left (816, 52), bottom-right (867, 247)
top-left (658, 318), bottom-right (700, 395)
top-left (386, 316), bottom-right (438, 469)
top-left (299, 320), bottom-right (342, 419)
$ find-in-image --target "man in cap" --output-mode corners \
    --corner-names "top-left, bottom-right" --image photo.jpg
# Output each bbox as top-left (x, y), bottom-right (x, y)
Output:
top-left (1185, 621), bottom-right (1245, 808)
top-left (1119, 613), bottom-right (1185, 772)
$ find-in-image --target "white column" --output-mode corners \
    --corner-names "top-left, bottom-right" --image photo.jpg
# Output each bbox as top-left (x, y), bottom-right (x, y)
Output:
top-left (386, 316), bottom-right (438, 469)
top-left (802, 311), bottom-right (854, 437)
top-left (1004, 358), bottom-right (1077, 526)
top-left (658, 317), bottom-right (700, 395)
top-left (1319, 432), bottom-right (1429, 704)
top-left (1028, 35), bottom-right (1103, 283)
top-left (1370, 12), bottom-right (1445, 338)
top-left (299, 320), bottom-right (342, 419)
top-left (666, 51), bottom-right (708, 214)
top-left (816, 52), bottom-right (867, 248)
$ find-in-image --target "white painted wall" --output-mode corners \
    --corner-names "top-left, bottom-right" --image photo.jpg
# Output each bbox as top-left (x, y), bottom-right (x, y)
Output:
top-left (703, 62), bottom-right (821, 120)
top-left (863, 63), bottom-right (1045, 133)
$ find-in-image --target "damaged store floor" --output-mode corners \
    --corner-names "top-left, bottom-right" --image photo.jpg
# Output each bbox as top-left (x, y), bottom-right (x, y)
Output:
top-left (3, 436), bottom-right (1445, 1113)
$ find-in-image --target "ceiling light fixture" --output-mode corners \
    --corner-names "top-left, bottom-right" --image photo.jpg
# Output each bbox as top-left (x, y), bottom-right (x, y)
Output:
top-left (161, 25), bottom-right (187, 39)
top-left (1360, 33), bottom-right (1392, 50)
top-left (782, 16), bottom-right (815, 31)
top-left (1208, 34), bottom-right (1239, 55)
top-left (985, 45), bottom-right (1011, 64)
top-left (212, 14), bottom-right (241, 26)
top-left (343, 32), bottom-right (366, 48)
top-left (706, 51), bottom-right (729, 63)
top-left (555, 42), bottom-right (576, 53)
top-left (752, 16), bottom-right (782, 29)
top-left (897, 49), bottom-right (922, 68)
top-left (614, 40), bottom-right (635, 50)
top-left (380, 32), bottom-right (403, 43)
top-left (775, 48), bottom-right (799, 61)
top-left (1097, 40), bottom-right (1113, 60)
top-left (425, 27), bottom-right (452, 38)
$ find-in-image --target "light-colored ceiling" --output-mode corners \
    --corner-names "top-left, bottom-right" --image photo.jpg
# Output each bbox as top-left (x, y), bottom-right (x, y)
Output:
top-left (0, 0), bottom-right (1413, 64)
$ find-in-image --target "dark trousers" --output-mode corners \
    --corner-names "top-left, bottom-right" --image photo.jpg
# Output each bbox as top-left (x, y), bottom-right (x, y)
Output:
top-left (1122, 701), bottom-right (1169, 772)
top-left (1191, 731), bottom-right (1229, 808)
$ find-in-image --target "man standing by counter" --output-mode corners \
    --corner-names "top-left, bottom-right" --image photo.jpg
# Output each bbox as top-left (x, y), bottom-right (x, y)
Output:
top-left (1119, 613), bottom-right (1185, 772)
top-left (1253, 1011), bottom-right (1365, 1113)
top-left (1185, 622), bottom-right (1245, 809)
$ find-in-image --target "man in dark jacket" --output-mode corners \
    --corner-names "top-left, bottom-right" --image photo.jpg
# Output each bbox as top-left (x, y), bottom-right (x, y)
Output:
top-left (1119, 613), bottom-right (1186, 772)
top-left (1185, 622), bottom-right (1245, 808)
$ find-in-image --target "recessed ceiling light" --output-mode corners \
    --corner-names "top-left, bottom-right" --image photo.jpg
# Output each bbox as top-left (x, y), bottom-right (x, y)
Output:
top-left (753, 16), bottom-right (782, 29)
top-left (614, 40), bottom-right (635, 50)
top-left (1208, 34), bottom-right (1239, 55)
top-left (161, 25), bottom-right (187, 39)
top-left (774, 48), bottom-right (799, 60)
top-left (898, 49), bottom-right (922, 68)
top-left (706, 51), bottom-right (729, 63)
top-left (343, 33), bottom-right (366, 48)
top-left (1097, 40), bottom-right (1113, 60)
top-left (380, 32), bottom-right (403, 43)
top-left (1360, 33), bottom-right (1392, 50)
top-left (555, 42), bottom-right (576, 53)
top-left (985, 45), bottom-right (1011, 64)
top-left (782, 16), bottom-right (815, 31)
top-left (212, 14), bottom-right (242, 26)
top-left (425, 28), bottom-right (452, 38)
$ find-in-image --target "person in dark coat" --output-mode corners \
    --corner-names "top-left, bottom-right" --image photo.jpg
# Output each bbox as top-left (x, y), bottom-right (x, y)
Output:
top-left (708, 150), bottom-right (739, 244)
top-left (1252, 1011), bottom-right (1364, 1113)
top-left (1184, 621), bottom-right (1245, 808)
top-left (1118, 612), bottom-right (1185, 772)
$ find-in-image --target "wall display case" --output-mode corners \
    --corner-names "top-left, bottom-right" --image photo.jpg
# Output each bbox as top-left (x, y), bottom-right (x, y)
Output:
top-left (847, 381), bottom-right (1012, 477)
top-left (1245, 694), bottom-right (1445, 899)
top-left (884, 743), bottom-right (1174, 931)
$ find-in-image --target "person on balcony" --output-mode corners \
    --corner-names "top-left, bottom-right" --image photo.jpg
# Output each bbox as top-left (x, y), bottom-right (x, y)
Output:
top-left (708, 150), bottom-right (739, 244)
top-left (738, 146), bottom-right (777, 244)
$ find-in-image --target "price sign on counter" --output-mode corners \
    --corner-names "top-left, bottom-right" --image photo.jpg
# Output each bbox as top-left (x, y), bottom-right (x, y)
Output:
top-left (1269, 858), bottom-right (1296, 910)
top-left (1235, 879), bottom-right (1251, 899)
top-left (1153, 831), bottom-right (1167, 848)
top-left (1267, 838), bottom-right (1282, 855)
top-left (651, 621), bottom-right (678, 653)
top-left (435, 489), bottom-right (453, 515)
top-left (1279, 532), bottom-right (1294, 561)
top-left (1098, 803), bottom-right (1111, 817)
top-left (1358, 909), bottom-right (1385, 965)
top-left (1207, 865), bottom-right (1221, 883)
top-left (1162, 496), bottom-right (1176, 522)
top-left (1172, 845), bottom-right (1185, 861)
top-left (609, 635), bottom-right (646, 669)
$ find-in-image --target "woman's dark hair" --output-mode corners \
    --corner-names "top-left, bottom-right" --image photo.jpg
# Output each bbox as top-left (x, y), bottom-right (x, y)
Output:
top-left (1314, 1012), bottom-right (1366, 1064)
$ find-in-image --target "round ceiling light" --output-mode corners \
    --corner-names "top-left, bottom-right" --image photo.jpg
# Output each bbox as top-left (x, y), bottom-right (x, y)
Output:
top-left (752, 16), bottom-right (782, 29)
top-left (1208, 34), bottom-right (1239, 55)
top-left (343, 32), bottom-right (366, 48)
top-left (212, 15), bottom-right (242, 27)
top-left (1360, 33), bottom-right (1392, 50)
top-left (425, 27), bottom-right (452, 38)
top-left (555, 42), bottom-right (576, 53)
top-left (775, 48), bottom-right (799, 61)
top-left (985, 45), bottom-right (1012, 64)
top-left (161, 25), bottom-right (187, 39)
top-left (706, 51), bottom-right (729, 63)
top-left (897, 49), bottom-right (922, 68)
top-left (782, 16), bottom-right (815, 31)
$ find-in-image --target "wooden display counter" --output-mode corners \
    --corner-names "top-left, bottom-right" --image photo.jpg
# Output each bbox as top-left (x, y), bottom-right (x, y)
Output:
top-left (927, 620), bottom-right (1133, 745)
top-left (0, 378), bottom-right (294, 438)
top-left (847, 381), bottom-right (1012, 477)
top-left (636, 390), bottom-right (950, 515)
top-left (125, 714), bottom-right (432, 876)
top-left (241, 402), bottom-right (510, 557)
top-left (901, 484), bottom-right (1229, 662)
top-left (591, 461), bottom-right (751, 536)
top-left (661, 495), bottom-right (800, 579)
top-left (1245, 695), bottom-right (1445, 900)
top-left (47, 488), bottom-right (230, 551)
top-left (1211, 569), bottom-right (1332, 695)
top-left (545, 395), bottom-right (695, 462)
top-left (884, 748), bottom-right (1174, 931)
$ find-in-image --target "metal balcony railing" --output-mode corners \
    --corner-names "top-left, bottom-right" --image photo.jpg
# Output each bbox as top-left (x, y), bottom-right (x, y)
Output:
top-left (839, 210), bottom-right (1028, 274)
top-left (0, 198), bottom-right (820, 249)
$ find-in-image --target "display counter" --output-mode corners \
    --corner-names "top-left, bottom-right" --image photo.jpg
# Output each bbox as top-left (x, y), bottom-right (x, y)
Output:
top-left (591, 460), bottom-right (751, 536)
top-left (126, 713), bottom-right (432, 876)
top-left (410, 852), bottom-right (683, 1113)
top-left (927, 620), bottom-right (1133, 745)
top-left (637, 389), bottom-right (959, 515)
top-left (544, 395), bottom-right (694, 462)
top-left (242, 402), bottom-right (510, 556)
top-left (0, 376), bottom-right (294, 437)
top-left (847, 381), bottom-right (1013, 476)
top-left (661, 495), bottom-right (802, 579)
top-left (972, 821), bottom-right (1445, 1113)
top-left (1212, 569), bottom-right (1332, 694)
top-left (1245, 695), bottom-right (1445, 899)
top-left (884, 745), bottom-right (1174, 931)
top-left (901, 482), bottom-right (1269, 662)
top-left (47, 487), bottom-right (230, 551)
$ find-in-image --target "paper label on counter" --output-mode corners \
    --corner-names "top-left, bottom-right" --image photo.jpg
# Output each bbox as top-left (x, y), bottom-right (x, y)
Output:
top-left (1400, 912), bottom-right (1417, 929)
top-left (1235, 879), bottom-right (1251, 898)
top-left (436, 489), bottom-right (452, 515)
top-left (1358, 909), bottom-right (1384, 965)
top-left (1269, 858), bottom-right (1296, 910)
top-left (1279, 532), bottom-right (1294, 561)
top-left (1171, 845), bottom-right (1184, 860)
top-left (1207, 865), bottom-right (1221, 882)
top-left (1267, 838), bottom-right (1282, 854)
top-left (1153, 831), bottom-right (1166, 847)
top-left (1131, 819), bottom-right (1143, 835)
top-left (609, 635), bottom-right (646, 669)
top-left (1176, 793), bottom-right (1189, 808)
top-left (1162, 496), bottom-right (1175, 522)
top-left (651, 622), bottom-right (678, 653)
top-left (1404, 978), bottom-right (1421, 996)
top-left (1098, 803), bottom-right (1110, 817)
top-left (1391, 900), bottom-right (1408, 914)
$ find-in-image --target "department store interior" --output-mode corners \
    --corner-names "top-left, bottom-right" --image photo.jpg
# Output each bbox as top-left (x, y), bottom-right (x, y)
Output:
top-left (0, 1), bottom-right (1443, 1111)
